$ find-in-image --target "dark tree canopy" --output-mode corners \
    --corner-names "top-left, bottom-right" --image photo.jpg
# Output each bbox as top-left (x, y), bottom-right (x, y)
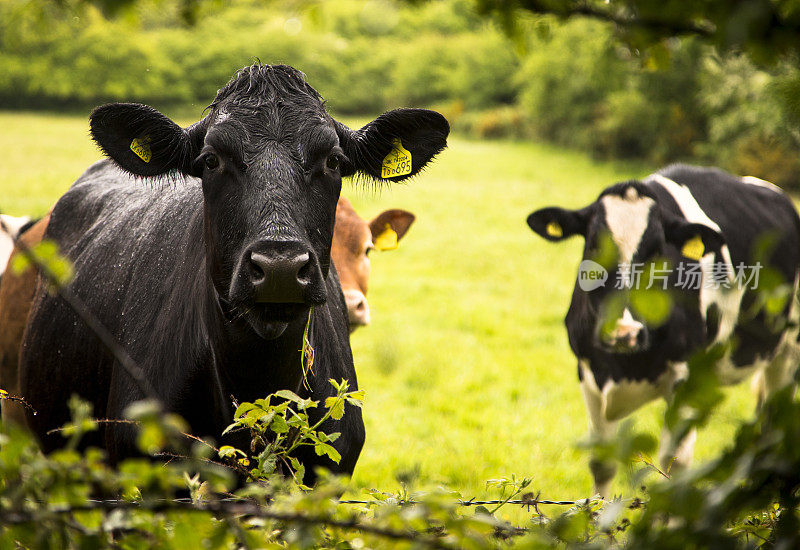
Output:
top-left (476, 0), bottom-right (800, 65)
top-left (60, 0), bottom-right (800, 64)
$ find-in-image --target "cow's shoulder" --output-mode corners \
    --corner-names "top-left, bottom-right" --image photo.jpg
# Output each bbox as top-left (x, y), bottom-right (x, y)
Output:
top-left (49, 161), bottom-right (202, 253)
top-left (645, 165), bottom-right (800, 249)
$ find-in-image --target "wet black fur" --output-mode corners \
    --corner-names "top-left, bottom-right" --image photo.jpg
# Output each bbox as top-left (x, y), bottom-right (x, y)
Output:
top-left (20, 64), bottom-right (449, 481)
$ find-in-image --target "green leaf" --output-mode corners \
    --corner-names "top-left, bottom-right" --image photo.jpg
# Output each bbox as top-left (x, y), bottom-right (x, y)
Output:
top-left (234, 402), bottom-right (256, 418)
top-left (274, 389), bottom-right (304, 403)
top-left (270, 415), bottom-right (289, 434)
top-left (314, 442), bottom-right (341, 463)
top-left (345, 390), bottom-right (366, 408)
top-left (325, 397), bottom-right (345, 420)
top-left (218, 445), bottom-right (243, 459)
top-left (631, 287), bottom-right (673, 327)
top-left (289, 456), bottom-right (305, 483)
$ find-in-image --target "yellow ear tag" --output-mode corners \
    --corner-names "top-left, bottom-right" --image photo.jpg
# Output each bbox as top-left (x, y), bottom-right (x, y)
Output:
top-left (380, 138), bottom-right (412, 179)
top-left (130, 136), bottom-right (152, 163)
top-left (374, 224), bottom-right (398, 251)
top-left (682, 235), bottom-right (705, 260)
top-left (546, 221), bottom-right (563, 238)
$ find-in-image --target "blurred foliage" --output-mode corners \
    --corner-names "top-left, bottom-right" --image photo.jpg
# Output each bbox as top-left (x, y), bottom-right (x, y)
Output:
top-left (0, 0), bottom-right (517, 114)
top-left (3, 337), bottom-right (800, 546)
top-left (476, 0), bottom-right (800, 66)
top-left (515, 18), bottom-right (800, 189)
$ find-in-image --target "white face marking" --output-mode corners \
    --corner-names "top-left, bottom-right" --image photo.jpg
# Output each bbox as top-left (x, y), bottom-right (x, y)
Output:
top-left (600, 189), bottom-right (655, 285)
top-left (741, 175), bottom-right (783, 194)
top-left (607, 308), bottom-right (645, 349)
top-left (0, 214), bottom-right (30, 238)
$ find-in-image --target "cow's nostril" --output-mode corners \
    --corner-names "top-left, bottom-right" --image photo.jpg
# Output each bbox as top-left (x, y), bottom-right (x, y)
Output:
top-left (355, 299), bottom-right (366, 313)
top-left (249, 252), bottom-right (269, 283)
top-left (296, 254), bottom-right (312, 285)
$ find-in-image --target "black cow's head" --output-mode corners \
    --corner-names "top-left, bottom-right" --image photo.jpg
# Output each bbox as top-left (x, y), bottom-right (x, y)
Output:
top-left (528, 182), bottom-right (725, 355)
top-left (90, 64), bottom-right (448, 339)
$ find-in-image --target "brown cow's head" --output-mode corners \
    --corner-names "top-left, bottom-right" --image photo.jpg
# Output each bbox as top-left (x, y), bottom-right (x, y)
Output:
top-left (332, 197), bottom-right (415, 332)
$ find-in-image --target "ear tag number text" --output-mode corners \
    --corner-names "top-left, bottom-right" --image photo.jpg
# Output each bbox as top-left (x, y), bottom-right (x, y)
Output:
top-left (130, 136), bottom-right (152, 163)
top-left (381, 138), bottom-right (412, 179)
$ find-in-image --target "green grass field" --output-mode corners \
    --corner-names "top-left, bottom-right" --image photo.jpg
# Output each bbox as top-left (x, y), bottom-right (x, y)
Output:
top-left (0, 110), bottom-right (756, 507)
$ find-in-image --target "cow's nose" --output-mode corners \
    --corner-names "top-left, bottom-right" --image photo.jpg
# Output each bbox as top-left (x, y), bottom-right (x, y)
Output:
top-left (246, 243), bottom-right (314, 304)
top-left (605, 308), bottom-right (648, 352)
top-left (343, 289), bottom-right (370, 330)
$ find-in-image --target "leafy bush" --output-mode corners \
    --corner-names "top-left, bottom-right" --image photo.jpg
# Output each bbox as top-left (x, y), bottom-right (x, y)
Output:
top-left (516, 19), bottom-right (630, 151)
top-left (4, 241), bottom-right (800, 547)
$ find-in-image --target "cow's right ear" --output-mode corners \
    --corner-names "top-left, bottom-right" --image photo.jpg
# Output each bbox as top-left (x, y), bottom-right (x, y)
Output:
top-left (335, 109), bottom-right (449, 182)
top-left (90, 103), bottom-right (205, 177)
top-left (527, 207), bottom-right (589, 241)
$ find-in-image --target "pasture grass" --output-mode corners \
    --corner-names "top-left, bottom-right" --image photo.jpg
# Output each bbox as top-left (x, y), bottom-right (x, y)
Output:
top-left (0, 111), bottom-right (756, 510)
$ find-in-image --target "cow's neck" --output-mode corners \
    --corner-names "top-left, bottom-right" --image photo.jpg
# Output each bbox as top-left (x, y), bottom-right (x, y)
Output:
top-left (204, 290), bottom-right (309, 407)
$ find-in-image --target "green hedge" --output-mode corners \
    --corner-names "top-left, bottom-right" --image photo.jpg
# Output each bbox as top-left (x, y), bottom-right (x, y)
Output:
top-left (2, 0), bottom-right (799, 189)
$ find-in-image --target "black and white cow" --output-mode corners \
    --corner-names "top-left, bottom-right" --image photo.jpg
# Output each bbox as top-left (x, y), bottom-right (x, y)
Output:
top-left (18, 64), bottom-right (449, 481)
top-left (527, 164), bottom-right (800, 496)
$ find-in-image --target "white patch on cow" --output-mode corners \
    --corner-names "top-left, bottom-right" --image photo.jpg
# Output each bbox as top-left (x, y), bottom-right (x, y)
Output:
top-left (579, 360), bottom-right (616, 437)
top-left (0, 215), bottom-right (31, 277)
top-left (580, 359), bottom-right (684, 424)
top-left (752, 272), bottom-right (800, 401)
top-left (601, 190), bottom-right (655, 286)
top-left (215, 109), bottom-right (230, 123)
top-left (646, 174), bottom-right (744, 342)
top-left (646, 174), bottom-right (721, 231)
top-left (742, 175), bottom-right (783, 194)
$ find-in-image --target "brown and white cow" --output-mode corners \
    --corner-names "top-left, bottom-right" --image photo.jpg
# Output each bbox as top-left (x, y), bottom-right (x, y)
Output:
top-left (0, 214), bottom-right (34, 280)
top-left (332, 197), bottom-right (415, 331)
top-left (0, 214), bottom-right (49, 427)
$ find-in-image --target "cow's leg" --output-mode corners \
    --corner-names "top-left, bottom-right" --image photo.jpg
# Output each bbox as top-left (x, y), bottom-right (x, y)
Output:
top-left (657, 424), bottom-right (697, 476)
top-left (657, 362), bottom-right (696, 475)
top-left (756, 343), bottom-right (800, 410)
top-left (756, 276), bottom-right (800, 409)
top-left (580, 363), bottom-right (617, 498)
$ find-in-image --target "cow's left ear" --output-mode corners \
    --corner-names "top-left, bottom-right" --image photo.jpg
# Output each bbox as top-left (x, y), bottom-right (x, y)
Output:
top-left (664, 218), bottom-right (726, 261)
top-left (335, 109), bottom-right (449, 182)
top-left (369, 209), bottom-right (415, 251)
top-left (90, 103), bottom-right (206, 177)
top-left (527, 206), bottom-right (590, 241)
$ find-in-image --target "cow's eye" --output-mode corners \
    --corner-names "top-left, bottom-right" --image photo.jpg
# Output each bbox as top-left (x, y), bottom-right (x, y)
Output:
top-left (204, 154), bottom-right (220, 170)
top-left (326, 154), bottom-right (340, 172)
top-left (365, 245), bottom-right (375, 257)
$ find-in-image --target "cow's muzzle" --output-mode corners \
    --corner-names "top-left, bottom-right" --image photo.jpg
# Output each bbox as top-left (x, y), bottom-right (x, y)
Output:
top-left (233, 240), bottom-right (327, 306)
top-left (601, 309), bottom-right (649, 353)
top-left (343, 289), bottom-right (370, 332)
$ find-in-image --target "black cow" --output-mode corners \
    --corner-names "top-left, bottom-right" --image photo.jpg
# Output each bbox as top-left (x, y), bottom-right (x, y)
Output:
top-left (19, 64), bottom-right (448, 481)
top-left (527, 164), bottom-right (800, 497)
